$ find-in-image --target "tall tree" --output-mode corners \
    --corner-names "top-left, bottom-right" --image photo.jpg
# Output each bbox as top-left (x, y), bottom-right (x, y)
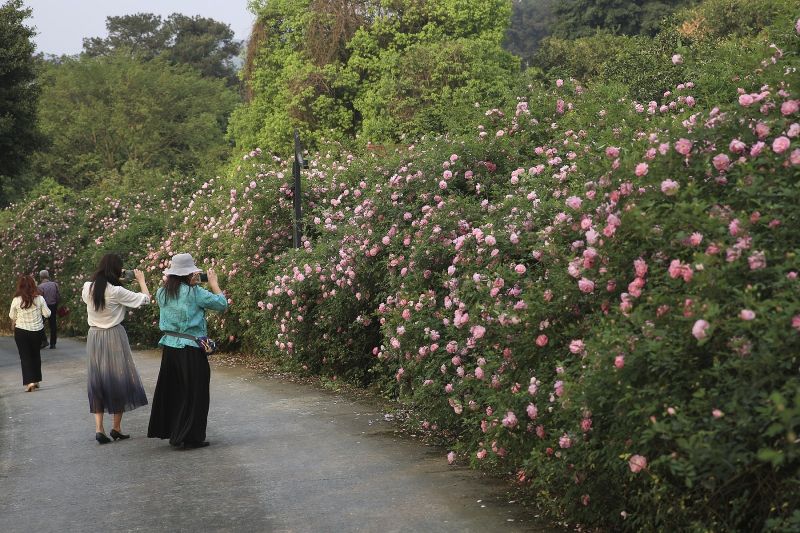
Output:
top-left (231, 0), bottom-right (518, 151)
top-left (33, 54), bottom-right (238, 188)
top-left (83, 13), bottom-right (242, 85)
top-left (0, 0), bottom-right (40, 204)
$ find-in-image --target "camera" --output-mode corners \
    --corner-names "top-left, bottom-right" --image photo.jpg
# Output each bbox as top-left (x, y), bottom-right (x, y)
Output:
top-left (198, 272), bottom-right (208, 282)
top-left (121, 269), bottom-right (136, 281)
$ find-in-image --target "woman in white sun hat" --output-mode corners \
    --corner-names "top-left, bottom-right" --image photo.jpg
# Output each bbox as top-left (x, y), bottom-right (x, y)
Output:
top-left (147, 253), bottom-right (227, 449)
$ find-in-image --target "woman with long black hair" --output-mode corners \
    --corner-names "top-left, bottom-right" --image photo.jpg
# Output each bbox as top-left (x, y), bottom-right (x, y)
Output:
top-left (8, 275), bottom-right (51, 392)
top-left (148, 253), bottom-right (227, 449)
top-left (82, 253), bottom-right (151, 444)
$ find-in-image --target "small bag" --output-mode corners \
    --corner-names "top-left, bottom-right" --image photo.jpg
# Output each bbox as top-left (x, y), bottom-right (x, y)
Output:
top-left (195, 336), bottom-right (217, 356)
top-left (162, 331), bottom-right (217, 356)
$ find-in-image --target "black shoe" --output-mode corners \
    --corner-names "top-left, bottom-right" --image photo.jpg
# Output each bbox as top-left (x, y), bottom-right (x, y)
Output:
top-left (50, 345), bottom-right (55, 349)
top-left (110, 429), bottom-right (130, 440)
top-left (183, 441), bottom-right (210, 449)
top-left (96, 432), bottom-right (111, 444)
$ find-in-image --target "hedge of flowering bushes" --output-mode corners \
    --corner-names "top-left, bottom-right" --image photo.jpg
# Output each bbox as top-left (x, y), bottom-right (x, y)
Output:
top-left (2, 16), bottom-right (799, 532)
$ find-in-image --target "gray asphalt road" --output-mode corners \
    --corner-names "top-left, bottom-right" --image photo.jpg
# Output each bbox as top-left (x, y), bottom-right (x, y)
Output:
top-left (0, 336), bottom-right (548, 532)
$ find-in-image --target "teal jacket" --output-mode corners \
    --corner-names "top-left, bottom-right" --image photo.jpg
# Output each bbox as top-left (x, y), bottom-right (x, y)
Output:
top-left (156, 284), bottom-right (227, 349)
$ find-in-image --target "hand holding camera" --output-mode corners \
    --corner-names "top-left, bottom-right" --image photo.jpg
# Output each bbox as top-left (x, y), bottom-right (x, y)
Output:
top-left (205, 269), bottom-right (222, 295)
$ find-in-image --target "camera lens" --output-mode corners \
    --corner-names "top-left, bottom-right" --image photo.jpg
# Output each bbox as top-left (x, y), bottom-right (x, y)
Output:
top-left (121, 269), bottom-right (135, 281)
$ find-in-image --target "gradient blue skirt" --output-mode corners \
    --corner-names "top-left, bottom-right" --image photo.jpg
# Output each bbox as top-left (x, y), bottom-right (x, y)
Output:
top-left (87, 324), bottom-right (148, 414)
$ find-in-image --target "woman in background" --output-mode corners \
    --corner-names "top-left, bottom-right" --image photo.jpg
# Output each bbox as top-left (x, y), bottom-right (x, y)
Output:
top-left (148, 253), bottom-right (227, 449)
top-left (82, 253), bottom-right (151, 444)
top-left (9, 275), bottom-right (51, 392)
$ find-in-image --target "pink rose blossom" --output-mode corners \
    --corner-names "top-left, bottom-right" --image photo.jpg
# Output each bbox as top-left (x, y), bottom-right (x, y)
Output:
top-left (712, 153), bottom-right (730, 171)
top-left (674, 138), bottom-right (692, 156)
top-left (569, 339), bottom-right (585, 354)
top-left (692, 319), bottom-right (710, 340)
top-left (502, 411), bottom-right (518, 429)
top-left (566, 196), bottom-right (582, 210)
top-left (559, 434), bottom-right (572, 449)
top-left (536, 334), bottom-right (548, 347)
top-left (748, 251), bottom-right (767, 270)
top-left (475, 367), bottom-right (485, 380)
top-left (526, 403), bottom-right (538, 419)
top-left (629, 454), bottom-right (647, 473)
top-left (781, 100), bottom-right (798, 116)
top-left (447, 451), bottom-right (456, 464)
top-left (712, 409), bottom-right (724, 419)
top-left (689, 232), bottom-right (703, 246)
top-left (739, 309), bottom-right (756, 321)
top-left (635, 163), bottom-right (649, 177)
top-left (634, 258), bottom-right (648, 278)
top-left (605, 146), bottom-right (620, 159)
top-left (661, 179), bottom-right (680, 196)
top-left (729, 139), bottom-right (746, 153)
top-left (578, 278), bottom-right (595, 293)
top-left (750, 141), bottom-right (765, 157)
top-left (471, 325), bottom-right (486, 339)
top-left (515, 264), bottom-right (527, 275)
top-left (671, 54), bottom-right (683, 65)
top-left (772, 136), bottom-right (791, 154)
top-left (738, 94), bottom-right (754, 107)
top-left (614, 355), bottom-right (625, 369)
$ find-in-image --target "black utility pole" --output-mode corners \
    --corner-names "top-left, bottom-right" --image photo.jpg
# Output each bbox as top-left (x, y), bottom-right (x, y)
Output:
top-left (292, 130), bottom-right (307, 249)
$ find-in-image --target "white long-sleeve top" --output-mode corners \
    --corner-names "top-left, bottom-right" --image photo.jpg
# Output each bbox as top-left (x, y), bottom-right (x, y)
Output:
top-left (82, 282), bottom-right (150, 329)
top-left (9, 295), bottom-right (51, 331)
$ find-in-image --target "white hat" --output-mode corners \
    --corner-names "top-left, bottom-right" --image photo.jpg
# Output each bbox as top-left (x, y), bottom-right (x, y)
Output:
top-left (164, 253), bottom-right (202, 276)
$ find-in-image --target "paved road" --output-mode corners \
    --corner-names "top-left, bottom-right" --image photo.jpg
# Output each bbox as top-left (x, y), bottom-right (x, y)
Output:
top-left (0, 336), bottom-right (548, 532)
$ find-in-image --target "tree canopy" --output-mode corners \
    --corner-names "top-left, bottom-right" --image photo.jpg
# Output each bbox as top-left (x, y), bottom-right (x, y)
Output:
top-left (230, 0), bottom-right (518, 152)
top-left (83, 13), bottom-right (242, 85)
top-left (551, 0), bottom-right (693, 38)
top-left (32, 54), bottom-right (238, 188)
top-left (0, 0), bottom-right (40, 205)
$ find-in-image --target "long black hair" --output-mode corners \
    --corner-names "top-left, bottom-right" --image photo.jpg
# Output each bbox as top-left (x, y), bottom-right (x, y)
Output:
top-left (160, 274), bottom-right (193, 304)
top-left (89, 253), bottom-right (123, 311)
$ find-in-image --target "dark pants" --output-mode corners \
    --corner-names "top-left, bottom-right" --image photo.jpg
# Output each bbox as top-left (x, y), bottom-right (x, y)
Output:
top-left (15, 327), bottom-right (43, 385)
top-left (44, 304), bottom-right (57, 347)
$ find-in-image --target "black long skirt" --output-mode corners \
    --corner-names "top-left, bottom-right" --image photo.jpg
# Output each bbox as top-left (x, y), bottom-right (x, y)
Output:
top-left (147, 345), bottom-right (210, 446)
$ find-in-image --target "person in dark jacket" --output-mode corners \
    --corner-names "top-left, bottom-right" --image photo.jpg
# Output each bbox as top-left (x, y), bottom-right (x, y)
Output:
top-left (37, 269), bottom-right (60, 349)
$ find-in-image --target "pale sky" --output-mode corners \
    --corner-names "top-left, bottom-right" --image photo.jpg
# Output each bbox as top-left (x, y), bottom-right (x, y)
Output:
top-left (23, 0), bottom-right (256, 56)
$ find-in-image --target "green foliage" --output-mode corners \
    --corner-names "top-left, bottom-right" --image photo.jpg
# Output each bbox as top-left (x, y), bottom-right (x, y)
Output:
top-left (552, 0), bottom-right (694, 39)
top-left (230, 0), bottom-right (517, 152)
top-left (672, 0), bottom-right (798, 41)
top-left (0, 0), bottom-right (40, 206)
top-left (32, 54), bottom-right (238, 188)
top-left (83, 13), bottom-right (242, 85)
top-left (503, 0), bottom-right (558, 65)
